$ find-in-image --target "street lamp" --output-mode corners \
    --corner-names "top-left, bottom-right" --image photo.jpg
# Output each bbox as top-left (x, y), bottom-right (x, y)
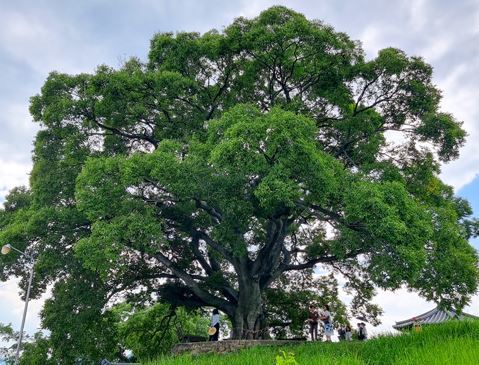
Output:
top-left (1, 244), bottom-right (35, 365)
top-left (1, 244), bottom-right (12, 255)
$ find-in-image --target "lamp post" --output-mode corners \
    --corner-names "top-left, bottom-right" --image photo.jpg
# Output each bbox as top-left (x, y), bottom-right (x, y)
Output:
top-left (1, 244), bottom-right (35, 365)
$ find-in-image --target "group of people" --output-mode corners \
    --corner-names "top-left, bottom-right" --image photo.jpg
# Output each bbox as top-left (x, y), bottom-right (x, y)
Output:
top-left (337, 323), bottom-right (367, 341)
top-left (337, 324), bottom-right (353, 341)
top-left (208, 305), bottom-right (369, 342)
top-left (307, 304), bottom-right (368, 342)
top-left (307, 304), bottom-right (334, 341)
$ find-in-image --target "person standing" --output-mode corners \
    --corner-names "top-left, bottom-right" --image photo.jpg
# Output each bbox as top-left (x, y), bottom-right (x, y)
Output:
top-left (337, 325), bottom-right (346, 341)
top-left (321, 305), bottom-right (334, 342)
top-left (307, 304), bottom-right (320, 341)
top-left (209, 309), bottom-right (220, 341)
top-left (358, 322), bottom-right (367, 341)
top-left (345, 324), bottom-right (353, 341)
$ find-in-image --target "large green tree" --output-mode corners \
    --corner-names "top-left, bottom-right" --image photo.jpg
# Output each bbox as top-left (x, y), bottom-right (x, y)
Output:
top-left (1, 6), bottom-right (478, 354)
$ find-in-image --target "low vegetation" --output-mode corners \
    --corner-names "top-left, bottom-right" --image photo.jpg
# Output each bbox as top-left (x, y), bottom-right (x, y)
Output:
top-left (146, 320), bottom-right (479, 365)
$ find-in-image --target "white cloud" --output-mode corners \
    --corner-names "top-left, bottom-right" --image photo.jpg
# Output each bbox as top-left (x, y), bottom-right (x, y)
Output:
top-left (370, 289), bottom-right (430, 335)
top-left (0, 8), bottom-right (109, 76)
top-left (359, 25), bottom-right (384, 58)
top-left (475, 7), bottom-right (479, 34)
top-left (3, 103), bottom-right (35, 135)
top-left (404, 0), bottom-right (429, 31)
top-left (0, 159), bottom-right (31, 204)
top-left (438, 66), bottom-right (479, 189)
top-left (421, 35), bottom-right (454, 63)
top-left (0, 279), bottom-right (46, 342)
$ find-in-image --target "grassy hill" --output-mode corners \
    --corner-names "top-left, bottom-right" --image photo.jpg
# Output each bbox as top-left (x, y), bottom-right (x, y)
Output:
top-left (145, 320), bottom-right (479, 365)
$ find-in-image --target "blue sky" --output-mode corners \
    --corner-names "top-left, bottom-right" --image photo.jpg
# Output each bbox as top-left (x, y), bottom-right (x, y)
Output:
top-left (1, 0), bottom-right (478, 341)
top-left (458, 177), bottom-right (479, 249)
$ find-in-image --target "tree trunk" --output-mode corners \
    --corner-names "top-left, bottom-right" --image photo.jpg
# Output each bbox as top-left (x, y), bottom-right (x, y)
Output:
top-left (231, 276), bottom-right (268, 339)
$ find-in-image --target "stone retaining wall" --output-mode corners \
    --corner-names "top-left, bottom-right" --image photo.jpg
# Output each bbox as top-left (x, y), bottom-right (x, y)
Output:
top-left (171, 339), bottom-right (305, 355)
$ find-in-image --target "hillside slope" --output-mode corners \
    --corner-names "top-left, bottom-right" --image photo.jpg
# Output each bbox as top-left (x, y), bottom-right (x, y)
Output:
top-left (146, 320), bottom-right (479, 365)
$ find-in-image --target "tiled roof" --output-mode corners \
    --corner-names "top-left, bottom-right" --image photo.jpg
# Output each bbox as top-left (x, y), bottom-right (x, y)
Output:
top-left (393, 307), bottom-right (478, 330)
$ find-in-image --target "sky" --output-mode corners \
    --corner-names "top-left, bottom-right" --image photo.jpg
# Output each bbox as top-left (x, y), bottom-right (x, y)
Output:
top-left (0, 0), bottom-right (478, 342)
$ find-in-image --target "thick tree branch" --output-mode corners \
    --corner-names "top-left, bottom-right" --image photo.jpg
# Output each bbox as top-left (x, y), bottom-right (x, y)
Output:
top-left (196, 230), bottom-right (235, 265)
top-left (353, 72), bottom-right (383, 115)
top-left (154, 251), bottom-right (234, 313)
top-left (296, 201), bottom-right (366, 233)
top-left (106, 272), bottom-right (178, 302)
top-left (189, 234), bottom-right (238, 302)
top-left (282, 248), bottom-right (364, 272)
top-left (193, 198), bottom-right (222, 223)
top-left (85, 107), bottom-right (159, 148)
top-left (253, 218), bottom-right (288, 277)
top-left (352, 78), bottom-right (405, 116)
top-left (205, 66), bottom-right (233, 120)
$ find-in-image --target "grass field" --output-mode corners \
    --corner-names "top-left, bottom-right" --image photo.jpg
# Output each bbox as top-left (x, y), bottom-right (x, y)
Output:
top-left (145, 320), bottom-right (479, 365)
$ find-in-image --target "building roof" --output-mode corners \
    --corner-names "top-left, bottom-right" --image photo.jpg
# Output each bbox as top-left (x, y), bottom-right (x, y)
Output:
top-left (393, 307), bottom-right (478, 330)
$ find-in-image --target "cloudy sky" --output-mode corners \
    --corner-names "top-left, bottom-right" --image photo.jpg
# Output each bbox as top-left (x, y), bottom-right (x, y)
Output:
top-left (1, 0), bottom-right (478, 339)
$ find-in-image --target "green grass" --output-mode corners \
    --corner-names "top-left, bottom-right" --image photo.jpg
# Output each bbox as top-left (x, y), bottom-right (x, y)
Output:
top-left (145, 320), bottom-right (479, 365)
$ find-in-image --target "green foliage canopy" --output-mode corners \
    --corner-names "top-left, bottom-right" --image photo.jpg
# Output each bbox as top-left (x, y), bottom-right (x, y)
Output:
top-left (1, 5), bottom-right (478, 361)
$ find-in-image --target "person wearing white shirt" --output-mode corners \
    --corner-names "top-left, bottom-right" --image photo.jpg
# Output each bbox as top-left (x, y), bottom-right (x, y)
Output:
top-left (321, 304), bottom-right (334, 342)
top-left (345, 324), bottom-right (353, 341)
top-left (209, 309), bottom-right (220, 341)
